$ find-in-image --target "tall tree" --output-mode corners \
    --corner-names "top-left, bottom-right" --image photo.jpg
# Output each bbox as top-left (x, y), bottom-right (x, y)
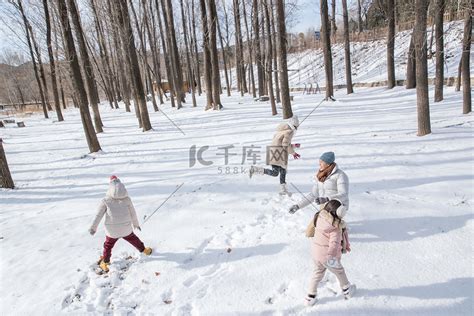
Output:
top-left (107, 0), bottom-right (131, 112)
top-left (357, 0), bottom-right (363, 32)
top-left (233, 0), bottom-right (247, 95)
top-left (200, 0), bottom-right (213, 109)
top-left (387, 0), bottom-right (396, 89)
top-left (129, 0), bottom-right (159, 112)
top-left (320, 0), bottom-right (335, 100)
top-left (16, 0), bottom-right (48, 118)
top-left (0, 139), bottom-right (14, 189)
top-left (154, 0), bottom-right (176, 108)
top-left (275, 0), bottom-right (293, 118)
top-left (43, 0), bottom-right (64, 121)
top-left (179, 0), bottom-right (197, 107)
top-left (342, 0), bottom-right (353, 94)
top-left (242, 0), bottom-right (255, 97)
top-left (269, 0), bottom-right (280, 103)
top-left (116, 0), bottom-right (152, 130)
top-left (330, 0), bottom-right (337, 40)
top-left (252, 0), bottom-right (264, 98)
top-left (414, 0), bottom-right (431, 136)
top-left (461, 4), bottom-right (472, 114)
top-left (406, 31), bottom-right (416, 89)
top-left (162, 0), bottom-right (185, 107)
top-left (90, 0), bottom-right (120, 109)
top-left (217, 4), bottom-right (231, 97)
top-left (207, 0), bottom-right (223, 110)
top-left (189, 0), bottom-right (202, 95)
top-left (145, 0), bottom-right (165, 105)
top-left (434, 0), bottom-right (445, 102)
top-left (57, 0), bottom-right (101, 152)
top-left (68, 0), bottom-right (103, 133)
top-left (264, 0), bottom-right (277, 115)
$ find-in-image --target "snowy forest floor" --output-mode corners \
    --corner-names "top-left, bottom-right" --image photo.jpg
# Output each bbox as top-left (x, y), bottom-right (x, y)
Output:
top-left (1, 86), bottom-right (473, 315)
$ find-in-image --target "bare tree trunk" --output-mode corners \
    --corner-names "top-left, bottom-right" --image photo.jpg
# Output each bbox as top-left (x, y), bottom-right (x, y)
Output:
top-left (90, 0), bottom-right (119, 109)
top-left (320, 0), bottom-right (335, 100)
top-left (107, 0), bottom-right (131, 112)
top-left (242, 0), bottom-right (256, 97)
top-left (222, 2), bottom-right (233, 92)
top-left (16, 0), bottom-right (48, 119)
top-left (434, 0), bottom-right (445, 102)
top-left (200, 0), bottom-right (214, 109)
top-left (68, 0), bottom-right (103, 133)
top-left (461, 6), bottom-right (472, 114)
top-left (145, 0), bottom-right (165, 105)
top-left (179, 0), bottom-right (197, 107)
top-left (117, 0), bottom-right (152, 131)
top-left (269, 0), bottom-right (280, 103)
top-left (387, 0), bottom-right (396, 89)
top-left (357, 0), bottom-right (363, 33)
top-left (129, 1), bottom-right (159, 112)
top-left (162, 0), bottom-right (185, 107)
top-left (57, 0), bottom-right (101, 152)
top-left (217, 10), bottom-right (231, 97)
top-left (207, 0), bottom-right (223, 110)
top-left (253, 0), bottom-right (264, 98)
top-left (264, 0), bottom-right (277, 115)
top-left (342, 0), bottom-right (353, 94)
top-left (28, 20), bottom-right (52, 111)
top-left (53, 25), bottom-right (68, 110)
top-left (154, 0), bottom-right (176, 108)
top-left (43, 0), bottom-right (64, 121)
top-left (233, 0), bottom-right (247, 95)
top-left (189, 0), bottom-right (202, 95)
top-left (331, 0), bottom-right (337, 40)
top-left (406, 30), bottom-right (416, 89)
top-left (414, 0), bottom-right (431, 136)
top-left (0, 139), bottom-right (14, 189)
top-left (275, 0), bottom-right (293, 118)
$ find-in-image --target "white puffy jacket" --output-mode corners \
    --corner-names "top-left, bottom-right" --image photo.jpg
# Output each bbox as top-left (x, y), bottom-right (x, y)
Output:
top-left (297, 165), bottom-right (349, 210)
top-left (90, 180), bottom-right (140, 238)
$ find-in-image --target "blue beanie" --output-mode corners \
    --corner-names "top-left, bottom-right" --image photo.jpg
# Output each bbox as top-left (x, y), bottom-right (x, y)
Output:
top-left (320, 152), bottom-right (335, 164)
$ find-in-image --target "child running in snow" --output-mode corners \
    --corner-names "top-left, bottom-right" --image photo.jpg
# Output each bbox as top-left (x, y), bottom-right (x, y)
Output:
top-left (89, 176), bottom-right (152, 272)
top-left (293, 199), bottom-right (355, 306)
top-left (249, 115), bottom-right (300, 196)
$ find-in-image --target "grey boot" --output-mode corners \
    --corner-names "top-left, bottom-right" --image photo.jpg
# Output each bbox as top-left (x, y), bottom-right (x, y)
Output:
top-left (279, 183), bottom-right (292, 196)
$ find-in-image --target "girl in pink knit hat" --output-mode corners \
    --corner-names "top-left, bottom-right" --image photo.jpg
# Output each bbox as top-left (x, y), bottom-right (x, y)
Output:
top-left (89, 176), bottom-right (152, 272)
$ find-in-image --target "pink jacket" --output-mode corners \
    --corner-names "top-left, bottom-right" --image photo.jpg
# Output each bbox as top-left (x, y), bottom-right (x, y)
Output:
top-left (310, 210), bottom-right (344, 265)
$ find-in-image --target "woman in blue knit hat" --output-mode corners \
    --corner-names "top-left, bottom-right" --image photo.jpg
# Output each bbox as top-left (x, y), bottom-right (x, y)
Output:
top-left (288, 151), bottom-right (349, 215)
top-left (288, 152), bottom-right (353, 305)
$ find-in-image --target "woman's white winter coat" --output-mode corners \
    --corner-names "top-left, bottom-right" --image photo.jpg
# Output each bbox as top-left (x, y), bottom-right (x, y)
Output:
top-left (90, 180), bottom-right (140, 238)
top-left (297, 165), bottom-right (349, 210)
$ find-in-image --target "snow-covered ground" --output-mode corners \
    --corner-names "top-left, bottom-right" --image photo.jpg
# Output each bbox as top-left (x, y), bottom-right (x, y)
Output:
top-left (1, 85), bottom-right (473, 315)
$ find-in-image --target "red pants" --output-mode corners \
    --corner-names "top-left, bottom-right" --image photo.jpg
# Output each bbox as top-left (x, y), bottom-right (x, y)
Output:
top-left (102, 232), bottom-right (145, 262)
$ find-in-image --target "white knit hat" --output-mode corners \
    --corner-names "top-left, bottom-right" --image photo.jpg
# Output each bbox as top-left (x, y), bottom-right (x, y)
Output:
top-left (287, 115), bottom-right (300, 130)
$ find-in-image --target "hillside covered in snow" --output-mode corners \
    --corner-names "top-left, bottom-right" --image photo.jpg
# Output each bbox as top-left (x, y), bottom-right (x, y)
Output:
top-left (224, 21), bottom-right (472, 90)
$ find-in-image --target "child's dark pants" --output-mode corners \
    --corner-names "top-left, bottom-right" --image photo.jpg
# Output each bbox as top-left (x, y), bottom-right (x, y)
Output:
top-left (102, 232), bottom-right (145, 262)
top-left (264, 165), bottom-right (287, 184)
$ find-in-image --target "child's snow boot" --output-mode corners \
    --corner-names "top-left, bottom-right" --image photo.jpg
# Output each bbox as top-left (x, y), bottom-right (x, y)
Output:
top-left (304, 294), bottom-right (317, 306)
top-left (99, 259), bottom-right (110, 273)
top-left (96, 256), bottom-right (104, 265)
top-left (279, 183), bottom-right (291, 196)
top-left (342, 284), bottom-right (356, 299)
top-left (249, 166), bottom-right (264, 178)
top-left (142, 247), bottom-right (153, 255)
